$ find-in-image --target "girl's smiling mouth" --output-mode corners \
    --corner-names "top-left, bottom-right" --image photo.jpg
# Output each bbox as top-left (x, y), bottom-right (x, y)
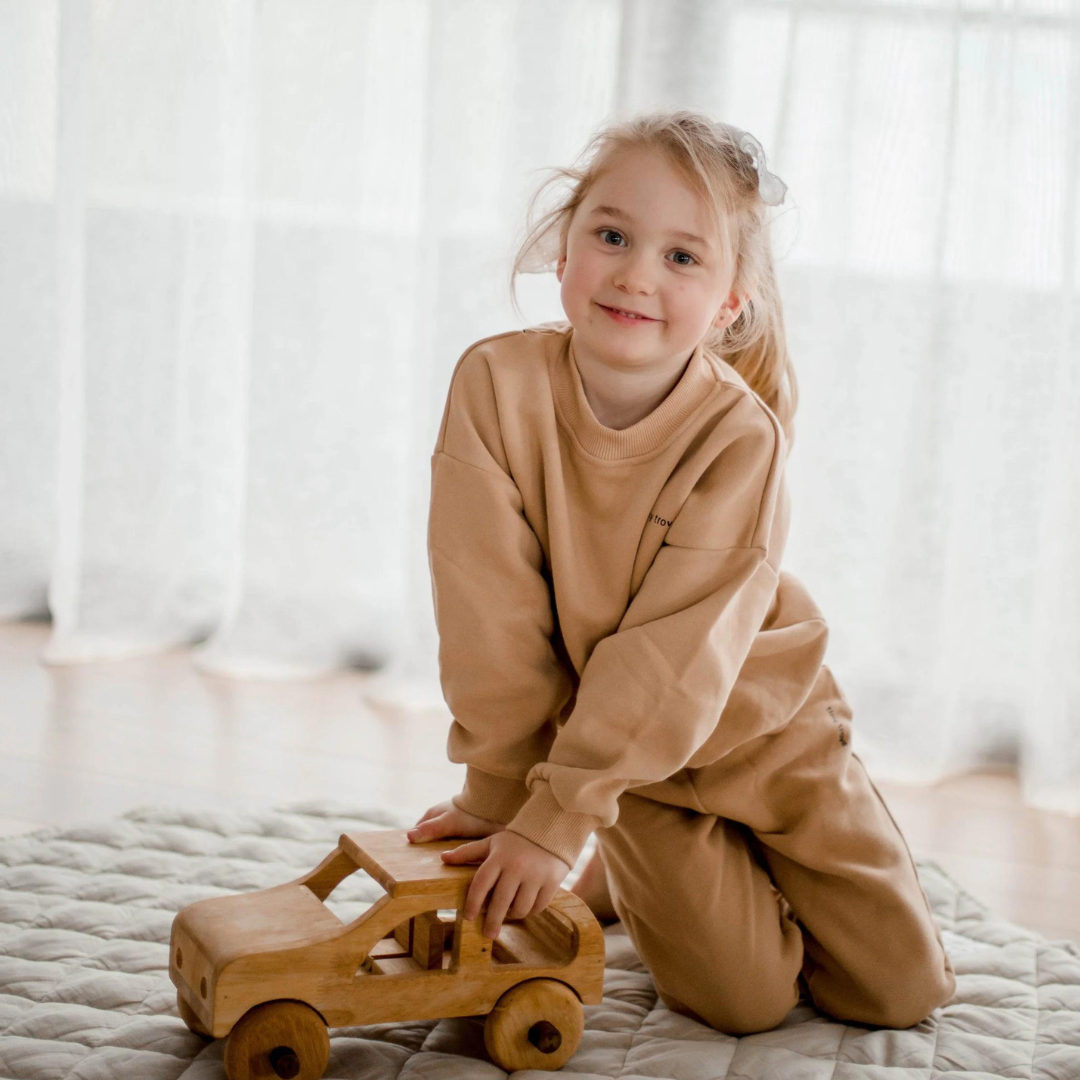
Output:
top-left (598, 302), bottom-right (660, 324)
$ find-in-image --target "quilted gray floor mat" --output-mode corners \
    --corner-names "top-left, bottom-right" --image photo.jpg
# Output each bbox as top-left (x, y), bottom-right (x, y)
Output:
top-left (0, 801), bottom-right (1078, 1079)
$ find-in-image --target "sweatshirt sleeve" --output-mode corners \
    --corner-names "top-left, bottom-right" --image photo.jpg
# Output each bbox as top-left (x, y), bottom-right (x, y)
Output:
top-left (503, 398), bottom-right (790, 867)
top-left (427, 343), bottom-right (576, 827)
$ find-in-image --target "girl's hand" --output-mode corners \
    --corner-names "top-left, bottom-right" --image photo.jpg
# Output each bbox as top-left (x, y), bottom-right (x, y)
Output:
top-left (441, 830), bottom-right (570, 940)
top-left (406, 799), bottom-right (505, 843)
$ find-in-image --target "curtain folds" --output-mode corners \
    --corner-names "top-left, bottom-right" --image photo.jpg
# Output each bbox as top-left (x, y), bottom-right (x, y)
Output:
top-left (1, 0), bottom-right (1077, 810)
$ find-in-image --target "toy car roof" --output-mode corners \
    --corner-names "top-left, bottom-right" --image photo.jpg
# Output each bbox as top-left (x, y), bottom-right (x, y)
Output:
top-left (339, 830), bottom-right (478, 900)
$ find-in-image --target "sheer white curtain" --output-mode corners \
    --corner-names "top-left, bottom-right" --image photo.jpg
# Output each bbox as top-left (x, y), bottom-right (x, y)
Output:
top-left (1, 0), bottom-right (1077, 810)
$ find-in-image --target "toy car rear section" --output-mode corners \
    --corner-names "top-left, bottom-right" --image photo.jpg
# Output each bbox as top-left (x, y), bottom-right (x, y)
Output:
top-left (170, 829), bottom-right (606, 1038)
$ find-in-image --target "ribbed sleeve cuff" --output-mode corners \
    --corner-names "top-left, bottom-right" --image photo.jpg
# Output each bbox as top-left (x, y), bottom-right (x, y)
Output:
top-left (450, 765), bottom-right (533, 825)
top-left (504, 779), bottom-right (602, 869)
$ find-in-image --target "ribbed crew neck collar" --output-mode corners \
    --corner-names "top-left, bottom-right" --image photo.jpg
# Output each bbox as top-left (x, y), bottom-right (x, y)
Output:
top-left (551, 328), bottom-right (718, 460)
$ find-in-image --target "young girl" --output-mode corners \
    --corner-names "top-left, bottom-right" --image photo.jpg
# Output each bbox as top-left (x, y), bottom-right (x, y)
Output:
top-left (408, 108), bottom-right (956, 1036)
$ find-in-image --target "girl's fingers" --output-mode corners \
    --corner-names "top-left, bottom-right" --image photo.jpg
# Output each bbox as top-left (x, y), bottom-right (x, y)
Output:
top-left (407, 817), bottom-right (441, 842)
top-left (483, 872), bottom-right (522, 939)
top-left (462, 857), bottom-right (499, 921)
top-left (531, 882), bottom-right (559, 917)
top-left (410, 811), bottom-right (461, 842)
top-left (506, 881), bottom-right (540, 922)
top-left (415, 807), bottom-right (440, 825)
top-left (441, 836), bottom-right (489, 863)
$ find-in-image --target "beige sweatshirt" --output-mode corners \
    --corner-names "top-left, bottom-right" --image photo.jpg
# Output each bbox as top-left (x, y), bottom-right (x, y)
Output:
top-left (428, 321), bottom-right (830, 868)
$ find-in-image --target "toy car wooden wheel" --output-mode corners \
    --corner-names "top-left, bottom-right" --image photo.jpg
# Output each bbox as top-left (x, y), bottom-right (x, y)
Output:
top-left (483, 977), bottom-right (584, 1071)
top-left (176, 992), bottom-right (211, 1038)
top-left (223, 1000), bottom-right (330, 1080)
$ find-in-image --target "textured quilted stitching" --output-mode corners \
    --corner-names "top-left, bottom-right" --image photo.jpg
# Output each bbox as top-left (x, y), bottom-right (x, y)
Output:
top-left (0, 800), bottom-right (1077, 1080)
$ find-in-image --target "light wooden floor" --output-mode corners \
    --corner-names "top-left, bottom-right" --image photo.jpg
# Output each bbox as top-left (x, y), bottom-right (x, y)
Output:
top-left (1, 619), bottom-right (1077, 945)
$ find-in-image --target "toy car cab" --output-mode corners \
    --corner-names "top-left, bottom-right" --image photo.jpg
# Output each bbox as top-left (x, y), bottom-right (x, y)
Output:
top-left (170, 828), bottom-right (606, 1078)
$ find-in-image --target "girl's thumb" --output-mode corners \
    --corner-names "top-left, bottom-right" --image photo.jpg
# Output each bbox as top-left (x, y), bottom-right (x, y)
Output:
top-left (442, 839), bottom-right (485, 862)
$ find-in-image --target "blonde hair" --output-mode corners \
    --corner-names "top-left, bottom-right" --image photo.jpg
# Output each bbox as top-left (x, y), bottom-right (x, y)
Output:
top-left (509, 108), bottom-right (799, 449)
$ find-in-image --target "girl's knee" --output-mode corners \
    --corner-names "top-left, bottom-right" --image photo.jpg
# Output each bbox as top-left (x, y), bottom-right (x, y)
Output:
top-left (829, 954), bottom-right (956, 1029)
top-left (657, 976), bottom-right (800, 1036)
top-left (874, 962), bottom-right (956, 1029)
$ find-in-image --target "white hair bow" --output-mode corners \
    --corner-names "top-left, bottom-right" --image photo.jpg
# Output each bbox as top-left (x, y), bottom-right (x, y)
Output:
top-left (730, 127), bottom-right (788, 207)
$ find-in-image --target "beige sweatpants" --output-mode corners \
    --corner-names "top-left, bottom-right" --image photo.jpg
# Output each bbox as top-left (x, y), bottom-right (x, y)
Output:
top-left (595, 664), bottom-right (957, 1035)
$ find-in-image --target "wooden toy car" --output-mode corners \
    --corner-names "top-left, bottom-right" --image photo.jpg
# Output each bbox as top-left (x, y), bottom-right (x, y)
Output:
top-left (170, 828), bottom-right (606, 1078)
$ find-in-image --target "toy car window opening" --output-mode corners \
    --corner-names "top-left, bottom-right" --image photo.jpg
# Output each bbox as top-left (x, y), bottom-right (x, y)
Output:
top-left (357, 903), bottom-right (580, 976)
top-left (312, 862), bottom-right (383, 927)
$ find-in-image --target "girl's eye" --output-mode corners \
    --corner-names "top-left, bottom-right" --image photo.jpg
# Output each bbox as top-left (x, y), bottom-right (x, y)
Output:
top-left (595, 229), bottom-right (697, 266)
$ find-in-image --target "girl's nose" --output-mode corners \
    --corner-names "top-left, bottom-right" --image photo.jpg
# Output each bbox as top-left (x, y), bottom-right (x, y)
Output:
top-left (611, 253), bottom-right (656, 294)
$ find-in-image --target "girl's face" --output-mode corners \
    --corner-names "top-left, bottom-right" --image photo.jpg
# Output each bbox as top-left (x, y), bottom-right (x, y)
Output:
top-left (556, 147), bottom-right (744, 370)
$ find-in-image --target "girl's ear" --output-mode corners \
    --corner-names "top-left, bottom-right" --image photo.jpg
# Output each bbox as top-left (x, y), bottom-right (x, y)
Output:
top-left (556, 253), bottom-right (566, 282)
top-left (714, 289), bottom-right (749, 328)
top-left (713, 300), bottom-right (736, 329)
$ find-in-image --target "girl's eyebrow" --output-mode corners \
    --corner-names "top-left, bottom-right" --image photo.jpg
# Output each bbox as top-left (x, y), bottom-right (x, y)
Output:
top-left (587, 204), bottom-right (712, 249)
